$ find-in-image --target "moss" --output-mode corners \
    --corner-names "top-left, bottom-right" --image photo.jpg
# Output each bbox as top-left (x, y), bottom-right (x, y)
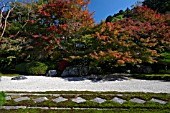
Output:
top-left (131, 74), bottom-right (170, 81)
top-left (0, 91), bottom-right (6, 106)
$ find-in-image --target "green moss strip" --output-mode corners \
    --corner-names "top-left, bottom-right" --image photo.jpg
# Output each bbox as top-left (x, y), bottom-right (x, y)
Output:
top-left (1, 108), bottom-right (170, 113)
top-left (131, 74), bottom-right (170, 81)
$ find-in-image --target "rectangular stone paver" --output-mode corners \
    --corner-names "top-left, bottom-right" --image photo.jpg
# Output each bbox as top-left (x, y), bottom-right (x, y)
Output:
top-left (111, 97), bottom-right (126, 104)
top-left (14, 97), bottom-right (30, 102)
top-left (91, 97), bottom-right (106, 104)
top-left (72, 97), bottom-right (86, 103)
top-left (150, 98), bottom-right (167, 104)
top-left (33, 97), bottom-right (48, 103)
top-left (52, 97), bottom-right (68, 103)
top-left (5, 96), bottom-right (11, 101)
top-left (130, 98), bottom-right (146, 104)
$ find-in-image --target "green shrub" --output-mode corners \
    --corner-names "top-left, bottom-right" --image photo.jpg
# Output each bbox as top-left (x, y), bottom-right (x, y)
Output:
top-left (45, 61), bottom-right (57, 70)
top-left (0, 91), bottom-right (6, 106)
top-left (159, 52), bottom-right (170, 65)
top-left (27, 62), bottom-right (48, 75)
top-left (15, 61), bottom-right (48, 75)
top-left (159, 69), bottom-right (170, 74)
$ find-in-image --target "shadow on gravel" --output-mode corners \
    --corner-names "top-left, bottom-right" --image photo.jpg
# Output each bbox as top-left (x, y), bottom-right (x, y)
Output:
top-left (62, 74), bottom-right (130, 82)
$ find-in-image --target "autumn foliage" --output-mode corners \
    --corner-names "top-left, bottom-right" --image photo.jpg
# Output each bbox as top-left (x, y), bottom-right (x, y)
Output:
top-left (26, 0), bottom-right (94, 60)
top-left (84, 6), bottom-right (170, 67)
top-left (1, 0), bottom-right (169, 73)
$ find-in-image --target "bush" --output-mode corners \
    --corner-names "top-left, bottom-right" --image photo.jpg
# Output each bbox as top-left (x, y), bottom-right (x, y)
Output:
top-left (45, 61), bottom-right (57, 70)
top-left (0, 91), bottom-right (6, 106)
top-left (159, 69), bottom-right (170, 74)
top-left (27, 62), bottom-right (48, 75)
top-left (15, 61), bottom-right (48, 75)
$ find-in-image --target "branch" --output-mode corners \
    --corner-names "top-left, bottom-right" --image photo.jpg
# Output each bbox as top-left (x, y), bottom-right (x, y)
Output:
top-left (0, 2), bottom-right (15, 37)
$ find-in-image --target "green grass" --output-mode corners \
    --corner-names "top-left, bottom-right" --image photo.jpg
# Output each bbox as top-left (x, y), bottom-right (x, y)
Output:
top-left (0, 91), bottom-right (6, 106)
top-left (0, 108), bottom-right (170, 113)
top-left (0, 73), bottom-right (19, 77)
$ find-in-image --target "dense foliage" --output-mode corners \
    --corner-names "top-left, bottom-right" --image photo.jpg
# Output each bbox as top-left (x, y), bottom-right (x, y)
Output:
top-left (72, 6), bottom-right (170, 70)
top-left (0, 0), bottom-right (169, 74)
top-left (105, 8), bottom-right (132, 22)
top-left (25, 0), bottom-right (94, 61)
top-left (143, 0), bottom-right (170, 14)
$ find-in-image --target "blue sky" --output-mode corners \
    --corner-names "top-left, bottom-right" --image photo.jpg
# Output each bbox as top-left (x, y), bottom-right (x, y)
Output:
top-left (88, 0), bottom-right (144, 23)
top-left (2, 0), bottom-right (143, 23)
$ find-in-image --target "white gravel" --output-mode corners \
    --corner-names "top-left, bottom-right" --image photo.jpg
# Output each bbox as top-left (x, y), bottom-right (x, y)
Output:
top-left (0, 76), bottom-right (170, 93)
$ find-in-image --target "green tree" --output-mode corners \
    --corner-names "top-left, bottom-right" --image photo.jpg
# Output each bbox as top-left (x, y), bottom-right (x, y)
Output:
top-left (143, 0), bottom-right (170, 13)
top-left (0, 0), bottom-right (45, 70)
top-left (105, 9), bottom-right (132, 22)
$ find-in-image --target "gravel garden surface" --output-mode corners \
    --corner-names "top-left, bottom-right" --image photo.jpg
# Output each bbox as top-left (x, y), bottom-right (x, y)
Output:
top-left (1, 76), bottom-right (170, 93)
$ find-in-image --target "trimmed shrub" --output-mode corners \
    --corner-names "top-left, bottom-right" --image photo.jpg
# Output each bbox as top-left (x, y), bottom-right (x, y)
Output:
top-left (27, 62), bottom-right (48, 75)
top-left (15, 61), bottom-right (48, 75)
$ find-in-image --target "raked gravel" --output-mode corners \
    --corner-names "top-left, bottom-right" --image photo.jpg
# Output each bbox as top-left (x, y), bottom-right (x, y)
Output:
top-left (0, 76), bottom-right (170, 93)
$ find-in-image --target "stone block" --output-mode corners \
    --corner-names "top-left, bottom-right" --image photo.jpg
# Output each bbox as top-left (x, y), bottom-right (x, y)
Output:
top-left (91, 97), bottom-right (106, 104)
top-left (150, 98), bottom-right (167, 104)
top-left (72, 97), bottom-right (86, 103)
top-left (111, 97), bottom-right (126, 104)
top-left (46, 70), bottom-right (57, 77)
top-left (33, 97), bottom-right (48, 103)
top-left (14, 97), bottom-right (30, 102)
top-left (11, 76), bottom-right (27, 80)
top-left (130, 98), bottom-right (146, 104)
top-left (52, 97), bottom-right (68, 103)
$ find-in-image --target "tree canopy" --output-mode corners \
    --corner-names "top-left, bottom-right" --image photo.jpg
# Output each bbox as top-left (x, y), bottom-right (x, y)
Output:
top-left (143, 0), bottom-right (170, 14)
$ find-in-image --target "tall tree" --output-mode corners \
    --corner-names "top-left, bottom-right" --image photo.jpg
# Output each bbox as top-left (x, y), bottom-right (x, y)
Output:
top-left (26, 0), bottom-right (94, 60)
top-left (143, 0), bottom-right (170, 13)
top-left (0, 0), bottom-right (16, 37)
top-left (0, 0), bottom-right (45, 69)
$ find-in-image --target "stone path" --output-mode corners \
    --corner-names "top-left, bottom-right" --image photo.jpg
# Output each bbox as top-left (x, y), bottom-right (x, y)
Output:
top-left (0, 93), bottom-right (169, 110)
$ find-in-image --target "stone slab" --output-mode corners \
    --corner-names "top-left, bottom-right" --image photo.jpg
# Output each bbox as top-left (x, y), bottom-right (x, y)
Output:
top-left (91, 97), bottom-right (106, 104)
top-left (150, 98), bottom-right (167, 104)
top-left (130, 98), bottom-right (146, 104)
top-left (5, 96), bottom-right (12, 101)
top-left (111, 97), bottom-right (126, 104)
top-left (14, 97), bottom-right (30, 102)
top-left (33, 97), bottom-right (48, 103)
top-left (72, 97), bottom-right (86, 103)
top-left (52, 97), bottom-right (68, 103)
